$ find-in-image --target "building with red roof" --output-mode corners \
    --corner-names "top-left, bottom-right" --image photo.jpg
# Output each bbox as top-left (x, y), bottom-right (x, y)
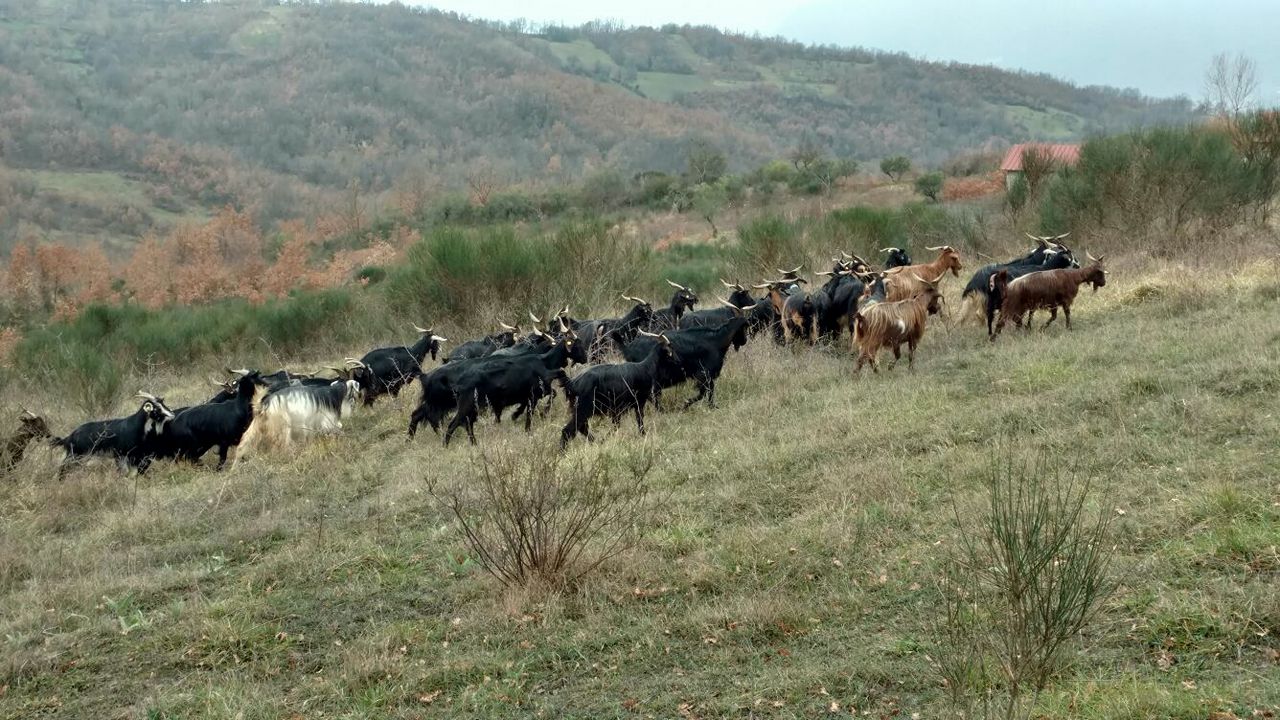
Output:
top-left (1001, 143), bottom-right (1081, 189)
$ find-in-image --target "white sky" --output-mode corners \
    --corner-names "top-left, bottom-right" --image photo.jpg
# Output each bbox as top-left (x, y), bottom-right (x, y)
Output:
top-left (408, 0), bottom-right (1280, 101)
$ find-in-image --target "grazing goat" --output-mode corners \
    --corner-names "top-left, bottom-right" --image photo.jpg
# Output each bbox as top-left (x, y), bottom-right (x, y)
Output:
top-left (2, 410), bottom-right (52, 475)
top-left (644, 280), bottom-right (699, 332)
top-left (883, 245), bottom-right (963, 301)
top-left (960, 234), bottom-right (1078, 323)
top-left (559, 332), bottom-right (682, 448)
top-left (233, 380), bottom-right (359, 467)
top-left (52, 393), bottom-right (176, 475)
top-left (852, 275), bottom-right (944, 372)
top-left (992, 253), bottom-right (1107, 338)
top-left (345, 324), bottom-right (448, 404)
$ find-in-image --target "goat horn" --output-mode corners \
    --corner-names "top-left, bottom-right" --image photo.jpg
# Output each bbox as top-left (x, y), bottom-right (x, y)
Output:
top-left (666, 279), bottom-right (690, 291)
top-left (878, 247), bottom-right (895, 253)
top-left (841, 250), bottom-right (853, 259)
top-left (431, 335), bottom-right (449, 343)
top-left (1086, 252), bottom-right (1103, 263)
top-left (637, 329), bottom-right (661, 338)
top-left (528, 311), bottom-right (541, 324)
top-left (815, 270), bottom-right (834, 276)
top-left (925, 245), bottom-right (951, 251)
top-left (499, 322), bottom-right (517, 331)
top-left (560, 305), bottom-right (571, 316)
top-left (558, 316), bottom-right (569, 333)
top-left (136, 391), bottom-right (160, 402)
top-left (751, 282), bottom-right (773, 289)
top-left (720, 278), bottom-right (741, 289)
top-left (20, 408), bottom-right (38, 419)
top-left (225, 367), bottom-right (251, 377)
top-left (412, 323), bottom-right (429, 333)
top-left (622, 294), bottom-right (648, 304)
top-left (1054, 232), bottom-right (1071, 240)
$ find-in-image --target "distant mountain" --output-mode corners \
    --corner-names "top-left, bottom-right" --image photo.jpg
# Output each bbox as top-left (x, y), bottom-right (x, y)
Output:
top-left (0, 1), bottom-right (1194, 250)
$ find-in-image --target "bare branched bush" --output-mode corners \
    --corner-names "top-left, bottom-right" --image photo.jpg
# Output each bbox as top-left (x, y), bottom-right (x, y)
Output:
top-left (935, 454), bottom-right (1116, 720)
top-left (430, 445), bottom-right (658, 589)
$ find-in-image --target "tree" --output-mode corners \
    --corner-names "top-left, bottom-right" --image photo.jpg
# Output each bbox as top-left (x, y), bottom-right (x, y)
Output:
top-left (880, 155), bottom-right (911, 182)
top-left (1019, 147), bottom-right (1057, 197)
top-left (914, 172), bottom-right (944, 202)
top-left (790, 133), bottom-right (825, 174)
top-left (692, 182), bottom-right (728, 237)
top-left (1204, 52), bottom-right (1259, 119)
top-left (686, 140), bottom-right (727, 185)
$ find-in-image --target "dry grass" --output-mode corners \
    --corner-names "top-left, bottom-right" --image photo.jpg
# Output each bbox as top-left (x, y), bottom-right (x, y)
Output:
top-left (1, 251), bottom-right (1278, 718)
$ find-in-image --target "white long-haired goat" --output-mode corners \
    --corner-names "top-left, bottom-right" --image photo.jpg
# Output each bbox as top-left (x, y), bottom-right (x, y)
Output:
top-left (233, 380), bottom-right (359, 468)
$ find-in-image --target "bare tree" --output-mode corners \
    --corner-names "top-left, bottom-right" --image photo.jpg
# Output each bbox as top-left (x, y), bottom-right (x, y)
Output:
top-left (1204, 52), bottom-right (1259, 119)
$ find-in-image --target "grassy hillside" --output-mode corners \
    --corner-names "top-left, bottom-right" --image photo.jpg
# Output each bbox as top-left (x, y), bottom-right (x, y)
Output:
top-left (0, 1), bottom-right (1193, 251)
top-left (1, 247), bottom-right (1278, 718)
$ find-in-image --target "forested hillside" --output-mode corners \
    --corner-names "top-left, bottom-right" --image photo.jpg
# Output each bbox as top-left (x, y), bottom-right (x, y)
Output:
top-left (0, 0), bottom-right (1193, 251)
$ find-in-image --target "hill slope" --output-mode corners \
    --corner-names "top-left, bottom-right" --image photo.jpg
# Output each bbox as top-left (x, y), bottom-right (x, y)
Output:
top-left (1, 257), bottom-right (1277, 718)
top-left (0, 1), bottom-right (1193, 250)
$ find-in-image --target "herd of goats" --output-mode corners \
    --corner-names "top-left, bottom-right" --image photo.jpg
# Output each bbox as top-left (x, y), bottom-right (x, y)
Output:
top-left (2, 234), bottom-right (1108, 477)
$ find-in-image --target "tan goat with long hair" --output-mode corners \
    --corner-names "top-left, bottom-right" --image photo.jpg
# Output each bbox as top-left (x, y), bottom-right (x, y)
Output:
top-left (882, 245), bottom-right (963, 301)
top-left (852, 274), bottom-right (944, 372)
top-left (992, 253), bottom-right (1108, 338)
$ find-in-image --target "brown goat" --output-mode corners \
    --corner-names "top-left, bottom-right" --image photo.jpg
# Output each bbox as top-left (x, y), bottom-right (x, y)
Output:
top-left (852, 275), bottom-right (944, 372)
top-left (882, 245), bottom-right (963, 301)
top-left (2, 410), bottom-right (52, 475)
top-left (993, 254), bottom-right (1107, 338)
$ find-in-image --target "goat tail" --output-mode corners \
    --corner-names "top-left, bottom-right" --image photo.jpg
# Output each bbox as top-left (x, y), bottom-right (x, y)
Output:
top-left (48, 436), bottom-right (67, 449)
top-left (556, 374), bottom-right (578, 410)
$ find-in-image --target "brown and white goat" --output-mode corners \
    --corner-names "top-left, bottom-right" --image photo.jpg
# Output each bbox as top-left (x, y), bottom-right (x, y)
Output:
top-left (852, 274), bottom-right (944, 372)
top-left (992, 254), bottom-right (1107, 338)
top-left (883, 245), bottom-right (963, 301)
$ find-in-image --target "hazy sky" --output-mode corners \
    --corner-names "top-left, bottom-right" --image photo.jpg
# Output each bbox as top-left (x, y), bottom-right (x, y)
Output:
top-left (410, 0), bottom-right (1280, 101)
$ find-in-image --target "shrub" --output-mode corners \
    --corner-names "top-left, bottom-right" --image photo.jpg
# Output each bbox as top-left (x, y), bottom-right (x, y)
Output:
top-left (880, 155), bottom-right (911, 182)
top-left (431, 445), bottom-right (657, 589)
top-left (935, 453), bottom-right (1116, 720)
top-left (736, 214), bottom-right (800, 273)
top-left (914, 172), bottom-right (944, 202)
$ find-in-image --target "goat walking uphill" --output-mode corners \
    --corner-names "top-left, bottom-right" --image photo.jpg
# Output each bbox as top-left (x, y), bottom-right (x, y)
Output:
top-left (560, 332), bottom-right (682, 449)
top-left (992, 253), bottom-right (1108, 338)
top-left (852, 275), bottom-right (944, 372)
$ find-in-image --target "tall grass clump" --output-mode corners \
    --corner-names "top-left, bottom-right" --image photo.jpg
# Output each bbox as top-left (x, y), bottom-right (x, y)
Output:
top-left (736, 214), bottom-right (801, 274)
top-left (935, 453), bottom-right (1116, 720)
top-left (430, 445), bottom-right (658, 590)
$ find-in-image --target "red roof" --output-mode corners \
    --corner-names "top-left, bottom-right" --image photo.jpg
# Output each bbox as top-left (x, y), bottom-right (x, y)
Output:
top-left (1000, 143), bottom-right (1081, 172)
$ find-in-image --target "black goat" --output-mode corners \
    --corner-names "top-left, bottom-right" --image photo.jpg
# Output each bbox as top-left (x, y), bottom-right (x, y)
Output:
top-left (51, 392), bottom-right (176, 476)
top-left (559, 332), bottom-right (682, 449)
top-left (624, 302), bottom-right (749, 409)
top-left (644, 280), bottom-right (699, 332)
top-left (880, 246), bottom-right (913, 269)
top-left (573, 295), bottom-right (654, 360)
top-left (445, 323), bottom-right (519, 363)
top-left (443, 334), bottom-right (587, 445)
top-left (678, 280), bottom-right (759, 351)
top-left (158, 371), bottom-right (269, 469)
top-left (343, 324), bottom-right (448, 404)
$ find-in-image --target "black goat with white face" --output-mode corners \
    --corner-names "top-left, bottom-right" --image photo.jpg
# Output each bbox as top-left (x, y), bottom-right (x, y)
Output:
top-left (880, 246), bottom-right (913, 269)
top-left (51, 392), bottom-right (176, 476)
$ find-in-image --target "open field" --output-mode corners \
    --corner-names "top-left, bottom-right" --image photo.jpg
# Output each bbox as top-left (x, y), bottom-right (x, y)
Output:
top-left (2, 250), bottom-right (1278, 718)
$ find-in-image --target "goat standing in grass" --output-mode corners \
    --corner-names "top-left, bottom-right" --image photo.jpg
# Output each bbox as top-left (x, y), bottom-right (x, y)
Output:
top-left (51, 393), bottom-right (176, 476)
top-left (883, 245), bottom-right (963, 301)
top-left (992, 253), bottom-right (1108, 338)
top-left (852, 275), bottom-right (944, 372)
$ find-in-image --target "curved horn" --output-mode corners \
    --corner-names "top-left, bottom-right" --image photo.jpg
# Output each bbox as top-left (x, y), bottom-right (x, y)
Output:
top-left (528, 311), bottom-right (542, 325)
top-left (430, 334), bottom-right (449, 343)
top-left (225, 367), bottom-right (251, 377)
top-left (720, 278), bottom-right (742, 290)
top-left (558, 316), bottom-right (569, 333)
top-left (412, 323), bottom-right (430, 333)
top-left (717, 296), bottom-right (753, 313)
top-left (1025, 233), bottom-right (1049, 246)
top-left (751, 282), bottom-right (773, 289)
top-left (499, 322), bottom-right (518, 331)
top-left (815, 270), bottom-right (834, 276)
top-left (657, 333), bottom-right (671, 346)
top-left (841, 250), bottom-right (853, 259)
top-left (878, 247), bottom-right (896, 253)
top-left (136, 391), bottom-right (160, 403)
top-left (1086, 252), bottom-right (1103, 263)
top-left (622, 294), bottom-right (648, 305)
top-left (666, 279), bottom-right (690, 291)
top-left (20, 408), bottom-right (39, 419)
top-left (925, 245), bottom-right (952, 252)
top-left (559, 305), bottom-right (571, 317)
top-left (636, 329), bottom-right (662, 338)
top-left (1054, 232), bottom-right (1071, 240)
top-left (777, 265), bottom-right (803, 275)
